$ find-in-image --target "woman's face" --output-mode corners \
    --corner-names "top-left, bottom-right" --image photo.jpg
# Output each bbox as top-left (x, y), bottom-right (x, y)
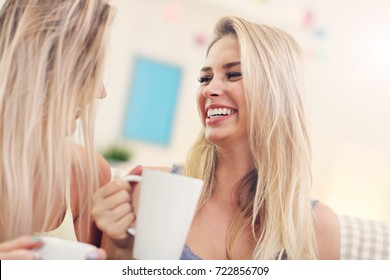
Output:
top-left (197, 35), bottom-right (248, 147)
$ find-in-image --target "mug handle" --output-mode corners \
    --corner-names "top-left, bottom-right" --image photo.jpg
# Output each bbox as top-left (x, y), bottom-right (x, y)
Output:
top-left (122, 175), bottom-right (142, 184)
top-left (122, 175), bottom-right (142, 236)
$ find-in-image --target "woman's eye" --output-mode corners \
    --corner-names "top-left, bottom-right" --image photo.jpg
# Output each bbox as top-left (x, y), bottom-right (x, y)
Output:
top-left (197, 75), bottom-right (212, 85)
top-left (226, 72), bottom-right (242, 80)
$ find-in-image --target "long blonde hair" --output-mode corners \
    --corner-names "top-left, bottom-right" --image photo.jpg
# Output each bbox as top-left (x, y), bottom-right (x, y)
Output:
top-left (0, 0), bottom-right (114, 242)
top-left (184, 16), bottom-right (317, 259)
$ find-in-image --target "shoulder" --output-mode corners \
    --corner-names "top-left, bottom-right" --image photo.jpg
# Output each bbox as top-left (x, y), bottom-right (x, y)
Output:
top-left (71, 143), bottom-right (111, 187)
top-left (70, 143), bottom-right (111, 219)
top-left (313, 202), bottom-right (340, 259)
top-left (96, 152), bottom-right (112, 186)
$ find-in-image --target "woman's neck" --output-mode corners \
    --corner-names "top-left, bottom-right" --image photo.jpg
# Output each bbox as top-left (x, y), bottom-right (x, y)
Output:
top-left (211, 145), bottom-right (254, 208)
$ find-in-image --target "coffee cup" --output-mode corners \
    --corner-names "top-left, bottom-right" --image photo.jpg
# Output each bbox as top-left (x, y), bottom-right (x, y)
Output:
top-left (33, 236), bottom-right (97, 260)
top-left (123, 168), bottom-right (203, 260)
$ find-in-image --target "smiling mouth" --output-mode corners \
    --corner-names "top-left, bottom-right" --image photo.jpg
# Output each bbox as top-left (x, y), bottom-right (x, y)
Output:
top-left (207, 108), bottom-right (236, 119)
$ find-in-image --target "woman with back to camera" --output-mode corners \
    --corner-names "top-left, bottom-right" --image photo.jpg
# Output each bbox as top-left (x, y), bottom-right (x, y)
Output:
top-left (92, 16), bottom-right (340, 260)
top-left (0, 0), bottom-right (115, 259)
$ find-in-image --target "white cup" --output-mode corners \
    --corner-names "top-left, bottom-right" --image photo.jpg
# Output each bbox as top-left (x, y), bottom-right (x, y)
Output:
top-left (33, 236), bottom-right (97, 260)
top-left (123, 168), bottom-right (204, 260)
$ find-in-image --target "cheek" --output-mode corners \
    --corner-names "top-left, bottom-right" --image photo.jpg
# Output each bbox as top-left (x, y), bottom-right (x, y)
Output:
top-left (236, 86), bottom-right (247, 109)
top-left (196, 89), bottom-right (205, 116)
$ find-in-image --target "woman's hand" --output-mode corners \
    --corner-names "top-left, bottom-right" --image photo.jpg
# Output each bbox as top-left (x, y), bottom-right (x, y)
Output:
top-left (92, 166), bottom-right (142, 247)
top-left (0, 236), bottom-right (43, 260)
top-left (92, 179), bottom-right (135, 248)
top-left (92, 165), bottom-right (144, 259)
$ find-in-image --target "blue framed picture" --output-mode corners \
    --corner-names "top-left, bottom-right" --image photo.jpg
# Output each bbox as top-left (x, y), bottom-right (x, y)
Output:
top-left (122, 56), bottom-right (182, 145)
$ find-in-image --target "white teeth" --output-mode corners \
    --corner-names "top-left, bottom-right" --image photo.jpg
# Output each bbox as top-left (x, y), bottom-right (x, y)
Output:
top-left (207, 108), bottom-right (235, 118)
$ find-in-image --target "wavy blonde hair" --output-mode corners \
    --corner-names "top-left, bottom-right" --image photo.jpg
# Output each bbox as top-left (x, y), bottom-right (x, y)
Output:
top-left (184, 16), bottom-right (317, 259)
top-left (0, 0), bottom-right (114, 242)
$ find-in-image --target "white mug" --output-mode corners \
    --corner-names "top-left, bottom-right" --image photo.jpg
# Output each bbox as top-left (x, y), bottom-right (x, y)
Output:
top-left (33, 236), bottom-right (97, 260)
top-left (123, 168), bottom-right (204, 260)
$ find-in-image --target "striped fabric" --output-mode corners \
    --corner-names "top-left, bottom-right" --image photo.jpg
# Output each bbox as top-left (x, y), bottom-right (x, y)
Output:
top-left (339, 215), bottom-right (390, 259)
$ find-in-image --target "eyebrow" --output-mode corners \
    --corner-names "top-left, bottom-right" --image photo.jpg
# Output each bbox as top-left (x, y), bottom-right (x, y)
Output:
top-left (200, 61), bottom-right (241, 72)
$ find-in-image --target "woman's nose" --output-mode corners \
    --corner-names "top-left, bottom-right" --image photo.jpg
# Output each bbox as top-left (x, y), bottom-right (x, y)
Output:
top-left (202, 81), bottom-right (224, 98)
top-left (205, 90), bottom-right (222, 97)
top-left (97, 84), bottom-right (107, 99)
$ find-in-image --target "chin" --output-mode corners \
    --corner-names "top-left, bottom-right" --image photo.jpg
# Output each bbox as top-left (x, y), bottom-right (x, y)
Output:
top-left (204, 132), bottom-right (225, 146)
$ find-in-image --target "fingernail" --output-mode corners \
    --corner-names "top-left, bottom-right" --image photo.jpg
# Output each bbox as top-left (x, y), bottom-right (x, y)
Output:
top-left (32, 251), bottom-right (42, 260)
top-left (86, 252), bottom-right (99, 260)
top-left (31, 236), bottom-right (41, 242)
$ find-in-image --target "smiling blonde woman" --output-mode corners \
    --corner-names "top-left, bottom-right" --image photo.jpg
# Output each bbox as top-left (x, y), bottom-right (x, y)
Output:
top-left (92, 16), bottom-right (340, 260)
top-left (181, 16), bottom-right (340, 260)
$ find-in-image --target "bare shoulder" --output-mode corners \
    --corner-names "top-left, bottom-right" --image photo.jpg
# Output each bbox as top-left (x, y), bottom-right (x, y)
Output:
top-left (70, 143), bottom-right (110, 244)
top-left (71, 143), bottom-right (111, 187)
top-left (95, 152), bottom-right (111, 186)
top-left (313, 202), bottom-right (340, 259)
top-left (70, 143), bottom-right (111, 215)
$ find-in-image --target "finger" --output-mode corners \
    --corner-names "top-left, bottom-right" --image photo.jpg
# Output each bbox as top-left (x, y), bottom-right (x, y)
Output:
top-left (99, 201), bottom-right (133, 227)
top-left (124, 165), bottom-right (144, 194)
top-left (94, 180), bottom-right (131, 202)
top-left (94, 202), bottom-right (133, 233)
top-left (0, 249), bottom-right (38, 260)
top-left (0, 236), bottom-right (43, 252)
top-left (126, 165), bottom-right (143, 176)
top-left (86, 248), bottom-right (107, 260)
top-left (110, 202), bottom-right (133, 222)
top-left (129, 212), bottom-right (137, 228)
top-left (99, 188), bottom-right (132, 211)
top-left (105, 213), bottom-right (135, 240)
top-left (92, 201), bottom-right (128, 227)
